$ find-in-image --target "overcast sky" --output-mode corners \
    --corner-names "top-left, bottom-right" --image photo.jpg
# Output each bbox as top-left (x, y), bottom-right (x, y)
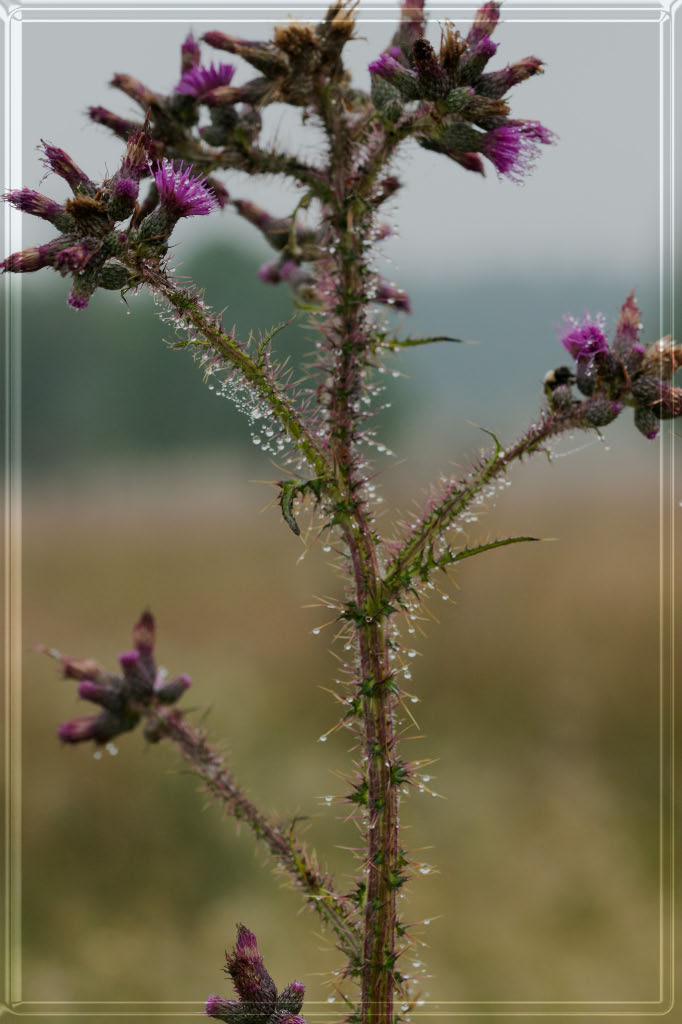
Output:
top-left (6, 0), bottom-right (668, 289)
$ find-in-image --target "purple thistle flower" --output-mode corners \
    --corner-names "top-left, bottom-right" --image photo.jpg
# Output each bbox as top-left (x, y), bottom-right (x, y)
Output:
top-left (3, 188), bottom-right (64, 223)
top-left (559, 314), bottom-right (609, 361)
top-left (177, 62), bottom-right (235, 98)
top-left (114, 177), bottom-right (138, 200)
top-left (151, 159), bottom-right (218, 218)
top-left (40, 142), bottom-right (92, 192)
top-left (481, 120), bottom-right (554, 181)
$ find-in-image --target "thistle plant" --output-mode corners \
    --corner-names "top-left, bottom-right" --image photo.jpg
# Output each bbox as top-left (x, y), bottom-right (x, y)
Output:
top-left (5, 1), bottom-right (678, 1022)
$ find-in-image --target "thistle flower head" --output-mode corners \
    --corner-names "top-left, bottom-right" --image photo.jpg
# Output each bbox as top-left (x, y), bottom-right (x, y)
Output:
top-left (151, 159), bottom-right (218, 218)
top-left (206, 926), bottom-right (306, 1024)
top-left (554, 295), bottom-right (682, 440)
top-left (481, 120), bottom-right (555, 181)
top-left (372, 1), bottom-right (554, 180)
top-left (48, 612), bottom-right (189, 748)
top-left (559, 314), bottom-right (609, 361)
top-left (225, 924), bottom-right (277, 1008)
top-left (177, 61), bottom-right (236, 97)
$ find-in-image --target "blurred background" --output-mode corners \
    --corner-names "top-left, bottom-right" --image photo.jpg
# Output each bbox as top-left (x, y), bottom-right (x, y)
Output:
top-left (4, 0), bottom-right (679, 1019)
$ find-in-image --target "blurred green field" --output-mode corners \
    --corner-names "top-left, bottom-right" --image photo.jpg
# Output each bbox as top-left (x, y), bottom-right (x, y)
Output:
top-left (17, 443), bottom-right (672, 1020)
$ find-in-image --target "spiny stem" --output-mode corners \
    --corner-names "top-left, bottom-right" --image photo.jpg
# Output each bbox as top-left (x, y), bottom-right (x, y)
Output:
top-left (382, 401), bottom-right (605, 601)
top-left (317, 89), bottom-right (400, 1024)
top-left (149, 705), bottom-right (363, 963)
top-left (146, 268), bottom-right (331, 481)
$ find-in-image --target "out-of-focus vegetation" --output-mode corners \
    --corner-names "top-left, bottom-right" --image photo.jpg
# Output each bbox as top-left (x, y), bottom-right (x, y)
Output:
top-left (15, 240), bottom-right (673, 1019)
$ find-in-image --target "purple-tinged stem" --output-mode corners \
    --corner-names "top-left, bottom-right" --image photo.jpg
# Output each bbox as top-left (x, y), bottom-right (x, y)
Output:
top-left (315, 87), bottom-right (403, 1024)
top-left (147, 706), bottom-right (362, 962)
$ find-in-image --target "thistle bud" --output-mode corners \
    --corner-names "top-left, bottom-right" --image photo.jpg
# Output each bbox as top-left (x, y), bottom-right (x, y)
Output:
top-left (203, 32), bottom-right (290, 78)
top-left (368, 53), bottom-right (419, 100)
top-left (181, 32), bottom-right (201, 72)
top-left (119, 649), bottom-right (154, 700)
top-left (41, 142), bottom-right (94, 193)
top-left (275, 981), bottom-right (305, 1016)
top-left (98, 260), bottom-right (130, 290)
top-left (154, 673), bottom-right (191, 704)
top-left (225, 925), bottom-right (278, 1010)
top-left (3, 188), bottom-right (64, 224)
top-left (111, 74), bottom-right (162, 110)
top-left (77, 679), bottom-right (125, 713)
top-left (412, 38), bottom-right (448, 99)
top-left (580, 398), bottom-right (622, 429)
top-left (88, 106), bottom-right (141, 140)
top-left (634, 405), bottom-right (659, 440)
top-left (370, 75), bottom-right (403, 121)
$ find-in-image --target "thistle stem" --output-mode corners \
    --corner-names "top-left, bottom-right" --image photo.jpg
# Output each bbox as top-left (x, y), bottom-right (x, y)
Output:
top-left (149, 706), bottom-right (362, 962)
top-left (382, 400), bottom-right (605, 600)
top-left (318, 92), bottom-right (400, 1024)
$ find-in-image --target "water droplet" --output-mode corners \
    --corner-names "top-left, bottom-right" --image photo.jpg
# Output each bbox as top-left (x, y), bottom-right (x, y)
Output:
top-left (312, 627), bottom-right (320, 635)
top-left (410, 696), bottom-right (419, 703)
top-left (93, 750), bottom-right (102, 760)
top-left (408, 650), bottom-right (417, 659)
top-left (323, 545), bottom-right (331, 552)
top-left (419, 866), bottom-right (431, 875)
top-left (327, 997), bottom-right (336, 1003)
top-left (252, 436), bottom-right (262, 445)
top-left (324, 795), bottom-right (333, 804)
top-left (318, 734), bottom-right (328, 743)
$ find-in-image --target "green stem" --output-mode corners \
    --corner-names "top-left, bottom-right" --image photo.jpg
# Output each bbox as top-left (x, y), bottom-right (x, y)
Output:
top-left (146, 269), bottom-right (331, 481)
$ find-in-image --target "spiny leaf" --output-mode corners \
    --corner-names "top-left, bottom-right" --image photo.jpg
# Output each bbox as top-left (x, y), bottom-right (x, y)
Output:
top-left (380, 334), bottom-right (475, 350)
top-left (450, 535), bottom-right (540, 564)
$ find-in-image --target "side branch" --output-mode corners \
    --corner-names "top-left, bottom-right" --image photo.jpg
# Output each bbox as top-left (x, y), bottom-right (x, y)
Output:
top-left (381, 399), bottom-right (606, 601)
top-left (149, 706), bottom-right (363, 963)
top-left (145, 269), bottom-right (331, 480)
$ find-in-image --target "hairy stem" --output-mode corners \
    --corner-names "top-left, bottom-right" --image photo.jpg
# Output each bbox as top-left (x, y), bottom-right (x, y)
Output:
top-left (145, 269), bottom-right (331, 480)
top-left (149, 705), bottom-right (362, 962)
top-left (317, 94), bottom-right (401, 1024)
top-left (382, 401), bottom-right (605, 601)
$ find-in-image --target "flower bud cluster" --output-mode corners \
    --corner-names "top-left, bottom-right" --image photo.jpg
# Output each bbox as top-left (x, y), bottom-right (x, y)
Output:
top-left (546, 292), bottom-right (682, 439)
top-left (369, 1), bottom-right (553, 180)
top-left (2, 133), bottom-right (217, 309)
top-left (56, 611), bottom-right (191, 746)
top-left (206, 924), bottom-right (306, 1024)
